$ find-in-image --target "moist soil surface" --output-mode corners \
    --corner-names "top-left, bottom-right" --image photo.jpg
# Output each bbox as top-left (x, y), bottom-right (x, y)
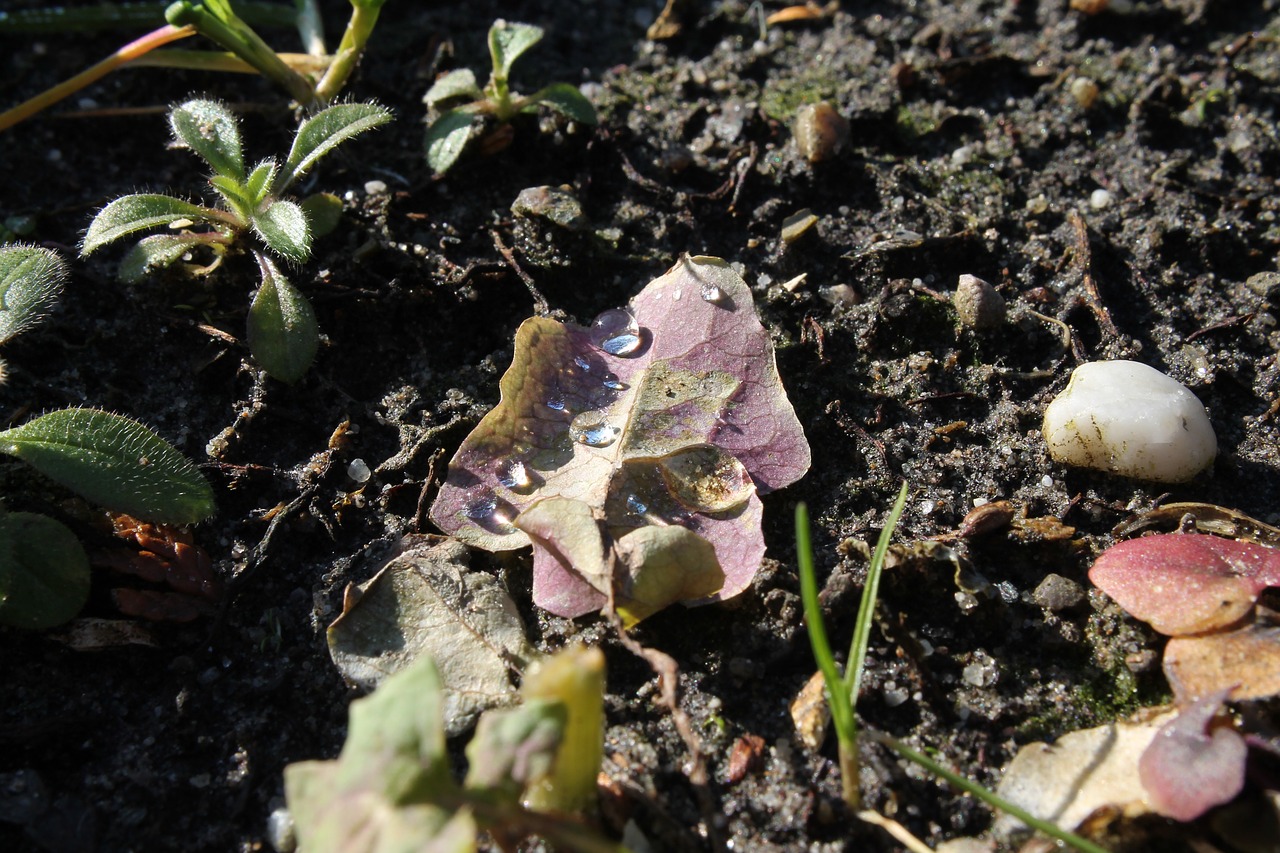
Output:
top-left (4, 1), bottom-right (1280, 851)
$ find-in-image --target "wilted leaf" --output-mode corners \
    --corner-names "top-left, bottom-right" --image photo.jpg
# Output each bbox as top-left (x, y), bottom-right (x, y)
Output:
top-left (81, 195), bottom-right (223, 257)
top-left (279, 102), bottom-right (393, 192)
top-left (118, 234), bottom-right (211, 283)
top-left (0, 245), bottom-right (66, 345)
top-left (992, 709), bottom-right (1177, 839)
top-left (611, 524), bottom-right (724, 627)
top-left (431, 255), bottom-right (810, 620)
top-left (488, 20), bottom-right (543, 79)
top-left (328, 537), bottom-right (537, 736)
top-left (0, 408), bottom-right (215, 524)
top-left (1163, 612), bottom-right (1280, 702)
top-left (426, 110), bottom-right (475, 174)
top-left (284, 656), bottom-right (479, 853)
top-left (169, 98), bottom-right (243, 181)
top-left (1138, 689), bottom-right (1246, 821)
top-left (532, 83), bottom-right (598, 125)
top-left (0, 510), bottom-right (91, 629)
top-left (1089, 533), bottom-right (1280, 635)
top-left (425, 69), bottom-right (482, 109)
top-left (247, 254), bottom-right (319, 383)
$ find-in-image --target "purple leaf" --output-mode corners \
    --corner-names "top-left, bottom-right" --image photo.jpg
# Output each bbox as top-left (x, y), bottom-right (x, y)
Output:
top-left (431, 255), bottom-right (811, 620)
top-left (1088, 533), bottom-right (1280, 635)
top-left (1138, 689), bottom-right (1247, 821)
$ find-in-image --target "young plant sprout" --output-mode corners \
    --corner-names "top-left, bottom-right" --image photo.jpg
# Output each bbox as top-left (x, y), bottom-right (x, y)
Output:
top-left (424, 19), bottom-right (597, 174)
top-left (81, 97), bottom-right (391, 382)
top-left (795, 486), bottom-right (1107, 853)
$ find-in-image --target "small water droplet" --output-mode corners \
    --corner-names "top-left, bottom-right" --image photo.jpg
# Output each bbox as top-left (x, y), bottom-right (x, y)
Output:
top-left (465, 495), bottom-right (498, 520)
top-left (464, 492), bottom-right (516, 533)
top-left (601, 373), bottom-right (625, 391)
top-left (590, 308), bottom-right (644, 357)
top-left (700, 282), bottom-right (726, 304)
top-left (573, 355), bottom-right (591, 372)
top-left (672, 287), bottom-right (683, 301)
top-left (498, 459), bottom-right (533, 492)
top-left (626, 494), bottom-right (648, 514)
top-left (569, 410), bottom-right (620, 447)
top-left (545, 396), bottom-right (566, 411)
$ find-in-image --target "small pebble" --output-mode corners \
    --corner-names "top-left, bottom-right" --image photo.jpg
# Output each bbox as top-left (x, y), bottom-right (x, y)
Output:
top-left (1033, 574), bottom-right (1086, 611)
top-left (953, 274), bottom-right (1006, 329)
top-left (793, 102), bottom-right (849, 163)
top-left (1042, 360), bottom-right (1217, 483)
top-left (1089, 188), bottom-right (1112, 210)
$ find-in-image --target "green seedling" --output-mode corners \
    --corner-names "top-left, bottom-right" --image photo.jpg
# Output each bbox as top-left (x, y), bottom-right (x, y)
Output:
top-left (285, 649), bottom-right (621, 852)
top-left (795, 488), bottom-right (1108, 853)
top-left (0, 245), bottom-right (67, 347)
top-left (81, 97), bottom-right (391, 382)
top-left (0, 1), bottom-right (386, 133)
top-left (0, 408), bottom-right (216, 629)
top-left (424, 19), bottom-right (597, 174)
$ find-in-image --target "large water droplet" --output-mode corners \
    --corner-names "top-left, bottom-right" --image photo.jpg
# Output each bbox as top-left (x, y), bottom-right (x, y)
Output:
top-left (497, 459), bottom-right (533, 492)
top-left (464, 492), bottom-right (516, 533)
top-left (657, 445), bottom-right (754, 513)
top-left (590, 308), bottom-right (644, 357)
top-left (569, 410), bottom-right (620, 447)
top-left (700, 282), bottom-right (727, 304)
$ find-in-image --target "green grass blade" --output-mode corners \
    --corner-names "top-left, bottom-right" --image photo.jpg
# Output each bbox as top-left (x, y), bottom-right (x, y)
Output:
top-left (796, 503), bottom-right (853, 737)
top-left (845, 481), bottom-right (909, 699)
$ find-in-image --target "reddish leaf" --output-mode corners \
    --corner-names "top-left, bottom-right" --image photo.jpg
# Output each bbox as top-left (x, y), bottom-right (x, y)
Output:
top-left (431, 256), bottom-right (810, 620)
top-left (1088, 534), bottom-right (1280, 635)
top-left (1138, 689), bottom-right (1246, 821)
top-left (1164, 615), bottom-right (1280, 703)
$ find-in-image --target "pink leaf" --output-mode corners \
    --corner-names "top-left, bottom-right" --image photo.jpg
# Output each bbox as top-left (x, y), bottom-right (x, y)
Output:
top-left (1138, 689), bottom-right (1246, 821)
top-left (430, 256), bottom-right (811, 620)
top-left (1088, 534), bottom-right (1280, 635)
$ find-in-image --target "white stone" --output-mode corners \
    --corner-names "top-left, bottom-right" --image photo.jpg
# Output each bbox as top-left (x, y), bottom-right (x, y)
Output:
top-left (1042, 360), bottom-right (1216, 483)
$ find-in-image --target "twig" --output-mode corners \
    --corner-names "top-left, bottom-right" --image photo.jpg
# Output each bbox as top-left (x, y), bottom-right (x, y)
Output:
top-left (491, 230), bottom-right (549, 315)
top-left (1067, 210), bottom-right (1121, 343)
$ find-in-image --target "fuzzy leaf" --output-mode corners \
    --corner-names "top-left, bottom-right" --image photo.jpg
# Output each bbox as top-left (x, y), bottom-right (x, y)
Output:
top-left (1089, 533), bottom-right (1280, 635)
top-left (169, 98), bottom-right (243, 180)
top-left (531, 83), bottom-right (598, 125)
top-left (425, 69), bottom-right (482, 109)
top-left (247, 254), bottom-right (318, 383)
top-left (0, 408), bottom-right (215, 524)
top-left (118, 233), bottom-right (211, 283)
top-left (284, 656), bottom-right (478, 853)
top-left (81, 195), bottom-right (221, 256)
top-left (278, 102), bottom-right (392, 191)
top-left (0, 509), bottom-right (91, 629)
top-left (245, 158), bottom-right (278, 204)
top-left (425, 110), bottom-right (475, 174)
top-left (251, 199), bottom-right (311, 262)
top-left (431, 255), bottom-right (810, 619)
top-left (488, 20), bottom-right (543, 79)
top-left (300, 192), bottom-right (343, 239)
top-left (1138, 689), bottom-right (1246, 822)
top-left (327, 537), bottom-right (537, 736)
top-left (0, 245), bottom-right (66, 345)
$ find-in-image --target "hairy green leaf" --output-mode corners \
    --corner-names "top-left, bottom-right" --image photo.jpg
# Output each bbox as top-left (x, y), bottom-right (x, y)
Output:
top-left (208, 174), bottom-right (252, 219)
top-left (300, 192), bottom-right (343, 239)
top-left (169, 98), bottom-right (244, 181)
top-left (0, 245), bottom-right (66, 345)
top-left (278, 102), bottom-right (392, 191)
top-left (247, 254), bottom-right (318, 383)
top-left (245, 158), bottom-right (278, 204)
top-left (118, 233), bottom-right (212, 283)
top-left (81, 195), bottom-right (221, 256)
top-left (424, 69), bottom-right (482, 109)
top-left (0, 408), bottom-right (215, 524)
top-left (0, 509), bottom-right (90, 629)
top-left (284, 656), bottom-right (476, 853)
top-left (532, 83), bottom-right (598, 125)
top-left (488, 20), bottom-right (543, 80)
top-left (252, 199), bottom-right (311, 262)
top-left (425, 110), bottom-right (474, 174)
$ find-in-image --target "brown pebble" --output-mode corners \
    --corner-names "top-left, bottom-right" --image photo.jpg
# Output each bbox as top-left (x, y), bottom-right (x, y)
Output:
top-left (793, 102), bottom-right (849, 163)
top-left (953, 274), bottom-right (1006, 329)
top-left (726, 733), bottom-right (766, 784)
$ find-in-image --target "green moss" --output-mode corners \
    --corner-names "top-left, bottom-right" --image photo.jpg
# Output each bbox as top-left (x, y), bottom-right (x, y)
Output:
top-left (894, 103), bottom-right (941, 141)
top-left (761, 70), bottom-right (840, 122)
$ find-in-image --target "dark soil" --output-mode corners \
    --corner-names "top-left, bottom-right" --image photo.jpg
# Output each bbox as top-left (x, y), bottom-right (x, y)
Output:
top-left (4, 1), bottom-right (1280, 851)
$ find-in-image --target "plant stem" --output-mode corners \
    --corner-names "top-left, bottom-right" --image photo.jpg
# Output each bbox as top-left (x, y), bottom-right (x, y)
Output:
top-left (127, 49), bottom-right (331, 77)
top-left (313, 0), bottom-right (385, 102)
top-left (869, 732), bottom-right (1112, 853)
top-left (0, 24), bottom-right (195, 134)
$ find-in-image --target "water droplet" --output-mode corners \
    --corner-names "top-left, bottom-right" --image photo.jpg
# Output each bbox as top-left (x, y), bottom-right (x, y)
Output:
top-left (497, 459), bottom-right (533, 492)
top-left (626, 494), bottom-right (648, 515)
top-left (465, 495), bottom-right (498, 520)
top-left (700, 282), bottom-right (726, 304)
top-left (545, 396), bottom-right (566, 411)
top-left (569, 410), bottom-right (620, 447)
top-left (672, 287), bottom-right (683, 301)
top-left (590, 308), bottom-right (644, 357)
top-left (657, 445), bottom-right (754, 513)
top-left (573, 355), bottom-right (591, 372)
top-left (601, 373), bottom-right (625, 391)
